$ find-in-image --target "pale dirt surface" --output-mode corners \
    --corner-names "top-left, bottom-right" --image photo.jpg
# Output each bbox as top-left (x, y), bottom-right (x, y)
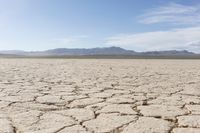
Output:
top-left (0, 59), bottom-right (200, 133)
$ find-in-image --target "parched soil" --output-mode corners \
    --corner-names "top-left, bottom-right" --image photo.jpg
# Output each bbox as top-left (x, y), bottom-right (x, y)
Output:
top-left (0, 59), bottom-right (200, 133)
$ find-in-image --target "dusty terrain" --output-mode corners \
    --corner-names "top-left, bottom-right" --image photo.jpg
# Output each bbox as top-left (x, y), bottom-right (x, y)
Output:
top-left (0, 59), bottom-right (200, 133)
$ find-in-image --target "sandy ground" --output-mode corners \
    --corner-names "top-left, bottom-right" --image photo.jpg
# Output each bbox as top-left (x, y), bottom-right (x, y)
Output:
top-left (0, 59), bottom-right (200, 133)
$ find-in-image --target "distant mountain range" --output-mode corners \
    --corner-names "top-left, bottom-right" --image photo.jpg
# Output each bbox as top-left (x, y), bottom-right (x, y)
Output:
top-left (0, 47), bottom-right (197, 57)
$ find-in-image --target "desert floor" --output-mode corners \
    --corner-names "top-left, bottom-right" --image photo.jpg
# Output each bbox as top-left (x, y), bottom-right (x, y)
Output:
top-left (0, 59), bottom-right (200, 133)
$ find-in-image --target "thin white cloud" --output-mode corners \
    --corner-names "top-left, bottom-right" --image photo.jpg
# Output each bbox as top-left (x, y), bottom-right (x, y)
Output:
top-left (139, 3), bottom-right (200, 25)
top-left (53, 35), bottom-right (88, 45)
top-left (105, 27), bottom-right (200, 53)
top-left (54, 38), bottom-right (76, 44)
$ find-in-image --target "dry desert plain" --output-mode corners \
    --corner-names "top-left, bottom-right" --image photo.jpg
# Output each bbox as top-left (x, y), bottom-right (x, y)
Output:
top-left (0, 59), bottom-right (200, 133)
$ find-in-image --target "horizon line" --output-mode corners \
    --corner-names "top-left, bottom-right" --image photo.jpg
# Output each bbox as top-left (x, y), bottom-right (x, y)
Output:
top-left (0, 46), bottom-right (197, 54)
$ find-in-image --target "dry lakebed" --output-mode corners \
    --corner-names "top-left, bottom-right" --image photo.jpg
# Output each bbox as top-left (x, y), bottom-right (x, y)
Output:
top-left (0, 59), bottom-right (200, 133)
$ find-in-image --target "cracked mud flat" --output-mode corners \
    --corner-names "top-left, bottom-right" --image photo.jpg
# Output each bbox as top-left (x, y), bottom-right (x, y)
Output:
top-left (0, 59), bottom-right (200, 133)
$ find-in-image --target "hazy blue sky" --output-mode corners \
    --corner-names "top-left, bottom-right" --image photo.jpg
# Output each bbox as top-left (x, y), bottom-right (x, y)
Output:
top-left (1, 0), bottom-right (200, 52)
